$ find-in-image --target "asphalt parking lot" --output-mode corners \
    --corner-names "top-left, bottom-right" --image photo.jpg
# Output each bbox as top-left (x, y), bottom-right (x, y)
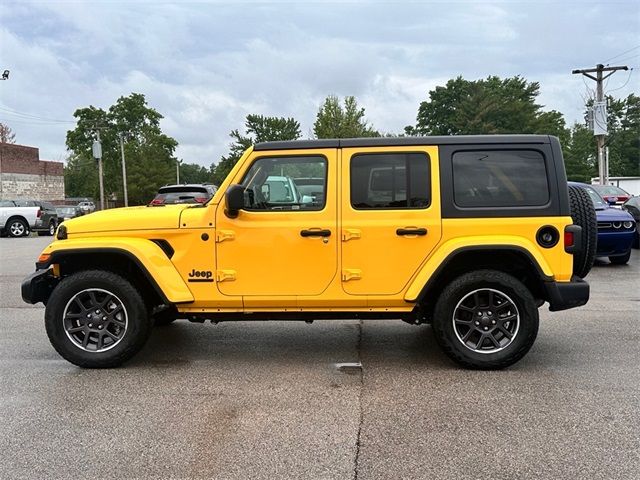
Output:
top-left (0, 236), bottom-right (638, 480)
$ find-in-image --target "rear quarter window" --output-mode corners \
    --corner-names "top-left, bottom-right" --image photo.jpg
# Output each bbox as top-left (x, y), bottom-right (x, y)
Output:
top-left (452, 150), bottom-right (549, 208)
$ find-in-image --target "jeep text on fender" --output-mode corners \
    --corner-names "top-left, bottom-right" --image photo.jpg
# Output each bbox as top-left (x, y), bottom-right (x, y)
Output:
top-left (22, 135), bottom-right (594, 369)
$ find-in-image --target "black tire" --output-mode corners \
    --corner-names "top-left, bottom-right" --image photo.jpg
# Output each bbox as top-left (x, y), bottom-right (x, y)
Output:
top-left (568, 185), bottom-right (597, 278)
top-left (431, 270), bottom-right (539, 370)
top-left (7, 217), bottom-right (29, 237)
top-left (609, 251), bottom-right (631, 265)
top-left (37, 220), bottom-right (55, 236)
top-left (45, 270), bottom-right (151, 368)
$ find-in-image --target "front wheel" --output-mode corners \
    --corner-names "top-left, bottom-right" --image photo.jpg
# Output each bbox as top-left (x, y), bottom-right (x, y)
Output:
top-left (45, 270), bottom-right (151, 368)
top-left (431, 270), bottom-right (539, 370)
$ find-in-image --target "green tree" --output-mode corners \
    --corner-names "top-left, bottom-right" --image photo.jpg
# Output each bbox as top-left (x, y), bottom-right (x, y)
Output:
top-left (564, 123), bottom-right (597, 182)
top-left (212, 114), bottom-right (301, 185)
top-left (65, 93), bottom-right (178, 205)
top-left (564, 93), bottom-right (640, 181)
top-left (178, 162), bottom-right (212, 184)
top-left (0, 122), bottom-right (16, 143)
top-left (412, 76), bottom-right (567, 140)
top-left (313, 95), bottom-right (380, 138)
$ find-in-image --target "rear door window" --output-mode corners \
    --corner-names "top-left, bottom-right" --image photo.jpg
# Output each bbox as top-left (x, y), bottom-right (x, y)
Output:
top-left (452, 150), bottom-right (549, 207)
top-left (350, 153), bottom-right (430, 209)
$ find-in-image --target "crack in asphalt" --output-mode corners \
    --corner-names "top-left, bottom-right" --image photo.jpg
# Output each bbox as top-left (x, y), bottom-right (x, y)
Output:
top-left (353, 319), bottom-right (364, 480)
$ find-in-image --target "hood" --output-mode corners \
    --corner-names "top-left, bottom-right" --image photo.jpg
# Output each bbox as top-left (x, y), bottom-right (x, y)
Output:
top-left (595, 207), bottom-right (635, 222)
top-left (62, 204), bottom-right (192, 234)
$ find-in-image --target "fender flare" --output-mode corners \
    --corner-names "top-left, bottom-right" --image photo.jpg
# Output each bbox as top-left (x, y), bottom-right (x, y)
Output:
top-left (37, 238), bottom-right (194, 304)
top-left (405, 238), bottom-right (553, 303)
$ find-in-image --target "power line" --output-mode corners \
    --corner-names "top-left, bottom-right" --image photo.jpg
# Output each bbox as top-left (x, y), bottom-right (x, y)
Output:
top-left (612, 53), bottom-right (640, 64)
top-left (603, 45), bottom-right (640, 64)
top-left (0, 104), bottom-right (75, 124)
top-left (606, 68), bottom-right (634, 94)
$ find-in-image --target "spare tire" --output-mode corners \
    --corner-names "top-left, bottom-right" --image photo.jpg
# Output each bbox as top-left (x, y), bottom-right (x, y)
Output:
top-left (568, 184), bottom-right (597, 278)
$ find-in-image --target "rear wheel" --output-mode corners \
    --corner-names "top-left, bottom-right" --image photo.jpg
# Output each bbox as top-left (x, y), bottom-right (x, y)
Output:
top-left (568, 185), bottom-right (597, 278)
top-left (45, 270), bottom-right (151, 368)
top-left (609, 251), bottom-right (631, 265)
top-left (37, 220), bottom-right (56, 236)
top-left (431, 270), bottom-right (539, 370)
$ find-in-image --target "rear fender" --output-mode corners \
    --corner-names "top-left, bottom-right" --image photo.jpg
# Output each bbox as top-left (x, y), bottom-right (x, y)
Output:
top-left (404, 236), bottom-right (553, 302)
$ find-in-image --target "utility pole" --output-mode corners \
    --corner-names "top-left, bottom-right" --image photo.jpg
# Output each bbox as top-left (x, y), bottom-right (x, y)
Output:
top-left (176, 159), bottom-right (180, 184)
top-left (119, 132), bottom-right (129, 207)
top-left (92, 129), bottom-right (105, 211)
top-left (572, 63), bottom-right (628, 185)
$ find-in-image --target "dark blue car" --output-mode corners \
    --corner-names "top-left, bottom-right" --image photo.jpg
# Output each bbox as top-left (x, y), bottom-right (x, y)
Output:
top-left (569, 182), bottom-right (636, 264)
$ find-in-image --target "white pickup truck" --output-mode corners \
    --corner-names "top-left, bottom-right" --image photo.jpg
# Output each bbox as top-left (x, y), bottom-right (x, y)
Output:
top-left (0, 200), bottom-right (42, 237)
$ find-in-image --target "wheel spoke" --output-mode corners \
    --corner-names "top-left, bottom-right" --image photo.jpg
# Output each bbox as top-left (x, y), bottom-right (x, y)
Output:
top-left (96, 333), bottom-right (104, 351)
top-left (73, 297), bottom-right (86, 311)
top-left (67, 326), bottom-right (85, 333)
top-left (475, 333), bottom-right (485, 350)
top-left (88, 291), bottom-right (98, 306)
top-left (462, 328), bottom-right (475, 342)
top-left (457, 304), bottom-right (475, 313)
top-left (100, 293), bottom-right (114, 308)
top-left (488, 332), bottom-right (501, 348)
top-left (498, 325), bottom-right (513, 339)
top-left (82, 332), bottom-right (91, 348)
top-left (104, 330), bottom-right (119, 341)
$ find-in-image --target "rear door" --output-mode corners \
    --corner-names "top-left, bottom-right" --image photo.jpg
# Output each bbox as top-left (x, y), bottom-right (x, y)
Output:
top-left (340, 146), bottom-right (442, 296)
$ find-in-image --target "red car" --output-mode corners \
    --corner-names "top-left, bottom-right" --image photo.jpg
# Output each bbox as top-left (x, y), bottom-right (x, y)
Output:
top-left (590, 184), bottom-right (632, 205)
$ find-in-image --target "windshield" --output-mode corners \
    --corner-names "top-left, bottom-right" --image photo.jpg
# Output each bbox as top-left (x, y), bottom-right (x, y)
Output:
top-left (592, 185), bottom-right (628, 196)
top-left (583, 185), bottom-right (608, 209)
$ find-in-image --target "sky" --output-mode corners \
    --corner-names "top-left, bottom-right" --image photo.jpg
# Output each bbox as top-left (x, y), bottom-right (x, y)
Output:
top-left (1, 0), bottom-right (638, 167)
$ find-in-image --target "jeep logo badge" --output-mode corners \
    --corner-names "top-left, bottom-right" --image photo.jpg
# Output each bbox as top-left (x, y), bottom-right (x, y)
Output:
top-left (187, 269), bottom-right (214, 283)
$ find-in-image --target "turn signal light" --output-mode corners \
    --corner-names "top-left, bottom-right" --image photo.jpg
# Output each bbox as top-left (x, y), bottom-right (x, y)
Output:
top-left (37, 253), bottom-right (51, 263)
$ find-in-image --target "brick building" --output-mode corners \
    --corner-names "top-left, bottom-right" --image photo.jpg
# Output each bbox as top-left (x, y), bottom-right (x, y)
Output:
top-left (0, 143), bottom-right (65, 201)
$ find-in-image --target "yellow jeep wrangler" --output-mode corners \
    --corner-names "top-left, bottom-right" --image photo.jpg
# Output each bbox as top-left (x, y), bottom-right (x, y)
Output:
top-left (22, 135), bottom-right (596, 369)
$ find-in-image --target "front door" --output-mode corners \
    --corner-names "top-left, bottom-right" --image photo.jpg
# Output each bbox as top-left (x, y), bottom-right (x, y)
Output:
top-left (215, 149), bottom-right (338, 306)
top-left (341, 146), bottom-right (442, 295)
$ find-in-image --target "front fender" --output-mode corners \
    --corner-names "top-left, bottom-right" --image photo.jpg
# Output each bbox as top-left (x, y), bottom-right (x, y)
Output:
top-left (38, 237), bottom-right (195, 304)
top-left (404, 236), bottom-right (553, 302)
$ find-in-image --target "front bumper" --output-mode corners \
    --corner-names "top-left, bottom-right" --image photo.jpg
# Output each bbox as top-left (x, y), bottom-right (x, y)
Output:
top-left (21, 269), bottom-right (58, 305)
top-left (544, 276), bottom-right (590, 312)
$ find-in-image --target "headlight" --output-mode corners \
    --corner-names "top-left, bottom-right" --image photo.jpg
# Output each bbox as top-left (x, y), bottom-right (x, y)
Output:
top-left (623, 221), bottom-right (634, 229)
top-left (612, 222), bottom-right (621, 229)
top-left (56, 224), bottom-right (67, 240)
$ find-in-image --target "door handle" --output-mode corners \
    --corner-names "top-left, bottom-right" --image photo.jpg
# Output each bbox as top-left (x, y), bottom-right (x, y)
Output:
top-left (396, 228), bottom-right (427, 236)
top-left (300, 229), bottom-right (331, 238)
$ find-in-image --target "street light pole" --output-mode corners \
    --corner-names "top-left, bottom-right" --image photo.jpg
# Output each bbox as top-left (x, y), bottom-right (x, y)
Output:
top-left (176, 159), bottom-right (180, 184)
top-left (119, 132), bottom-right (129, 207)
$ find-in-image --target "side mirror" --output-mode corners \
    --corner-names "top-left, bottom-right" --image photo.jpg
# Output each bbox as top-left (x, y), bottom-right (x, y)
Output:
top-left (225, 184), bottom-right (244, 218)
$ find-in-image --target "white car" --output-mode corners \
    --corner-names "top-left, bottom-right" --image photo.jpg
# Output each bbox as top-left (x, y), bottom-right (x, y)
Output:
top-left (77, 201), bottom-right (96, 213)
top-left (0, 200), bottom-right (41, 237)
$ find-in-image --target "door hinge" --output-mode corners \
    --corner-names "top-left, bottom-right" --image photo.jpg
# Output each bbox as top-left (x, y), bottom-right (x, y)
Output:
top-left (216, 270), bottom-right (236, 282)
top-left (341, 229), bottom-right (361, 242)
top-left (216, 230), bottom-right (235, 243)
top-left (341, 269), bottom-right (362, 281)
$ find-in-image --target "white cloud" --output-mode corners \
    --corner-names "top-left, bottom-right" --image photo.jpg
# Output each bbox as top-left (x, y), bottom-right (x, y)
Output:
top-left (0, 0), bottom-right (638, 167)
